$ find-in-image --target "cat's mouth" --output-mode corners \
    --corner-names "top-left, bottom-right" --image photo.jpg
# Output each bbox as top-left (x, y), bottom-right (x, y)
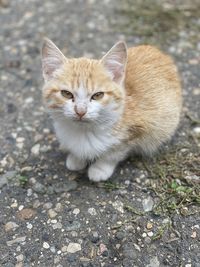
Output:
top-left (73, 118), bottom-right (90, 124)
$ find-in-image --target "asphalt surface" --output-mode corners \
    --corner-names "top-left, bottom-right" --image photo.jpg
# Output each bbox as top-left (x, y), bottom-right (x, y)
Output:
top-left (0, 0), bottom-right (199, 267)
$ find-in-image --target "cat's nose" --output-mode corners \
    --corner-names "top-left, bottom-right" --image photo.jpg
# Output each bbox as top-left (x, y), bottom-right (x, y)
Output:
top-left (74, 105), bottom-right (87, 119)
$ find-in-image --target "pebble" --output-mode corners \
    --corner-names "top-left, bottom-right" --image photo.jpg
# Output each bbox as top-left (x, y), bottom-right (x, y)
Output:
top-left (147, 231), bottom-right (154, 237)
top-left (61, 245), bottom-right (68, 253)
top-left (112, 200), bottom-right (124, 213)
top-left (0, 171), bottom-right (17, 188)
top-left (43, 242), bottom-right (50, 249)
top-left (65, 221), bottom-right (81, 232)
top-left (27, 188), bottom-right (32, 197)
top-left (90, 231), bottom-right (99, 243)
top-left (48, 209), bottom-right (58, 218)
top-left (31, 144), bottom-right (40, 155)
top-left (73, 208), bottom-right (80, 215)
top-left (5, 221), bottom-right (19, 232)
top-left (193, 127), bottom-right (200, 137)
top-left (17, 208), bottom-right (36, 220)
top-left (66, 243), bottom-right (81, 253)
top-left (11, 202), bottom-right (18, 208)
top-left (147, 256), bottom-right (160, 267)
top-left (142, 196), bottom-right (154, 212)
top-left (32, 182), bottom-right (46, 194)
top-left (88, 207), bottom-right (97, 216)
top-left (16, 254), bottom-right (24, 262)
top-left (191, 231), bottom-right (197, 238)
top-left (142, 233), bottom-right (147, 238)
top-left (33, 199), bottom-right (41, 208)
top-left (52, 222), bottom-right (62, 229)
top-left (146, 222), bottom-right (153, 229)
top-left (54, 203), bottom-right (63, 212)
top-left (98, 243), bottom-right (108, 256)
top-left (7, 236), bottom-right (26, 246)
top-left (54, 180), bottom-right (78, 193)
top-left (43, 202), bottom-right (53, 209)
top-left (26, 222), bottom-right (33, 229)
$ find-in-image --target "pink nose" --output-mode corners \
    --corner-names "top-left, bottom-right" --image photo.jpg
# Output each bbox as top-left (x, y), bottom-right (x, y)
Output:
top-left (74, 105), bottom-right (87, 119)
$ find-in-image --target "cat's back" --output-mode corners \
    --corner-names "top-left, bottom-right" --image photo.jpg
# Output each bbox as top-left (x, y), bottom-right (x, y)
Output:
top-left (120, 45), bottom-right (182, 154)
top-left (125, 45), bottom-right (181, 99)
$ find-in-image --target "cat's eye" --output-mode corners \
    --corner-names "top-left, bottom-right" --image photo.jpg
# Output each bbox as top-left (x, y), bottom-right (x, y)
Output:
top-left (61, 90), bottom-right (73, 100)
top-left (91, 92), bottom-right (104, 100)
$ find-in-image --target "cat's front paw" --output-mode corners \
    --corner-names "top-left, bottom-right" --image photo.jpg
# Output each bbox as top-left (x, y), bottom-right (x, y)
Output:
top-left (88, 161), bottom-right (116, 182)
top-left (66, 154), bottom-right (87, 171)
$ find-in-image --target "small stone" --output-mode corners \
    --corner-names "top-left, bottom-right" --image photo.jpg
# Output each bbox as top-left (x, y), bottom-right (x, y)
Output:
top-left (21, 166), bottom-right (33, 172)
top-left (54, 203), bottom-right (63, 212)
top-left (33, 182), bottom-right (46, 193)
top-left (27, 188), bottom-right (32, 197)
top-left (5, 221), bottom-right (19, 232)
top-left (43, 202), bottom-right (53, 209)
top-left (54, 180), bottom-right (78, 193)
top-left (52, 222), bottom-right (62, 229)
top-left (144, 237), bottom-right (151, 244)
top-left (191, 231), bottom-right (197, 239)
top-left (98, 243), bottom-right (108, 256)
top-left (142, 233), bottom-right (147, 238)
top-left (90, 231), bottom-right (99, 243)
top-left (33, 199), bottom-right (41, 208)
top-left (51, 219), bottom-right (58, 224)
top-left (66, 243), bottom-right (81, 253)
top-left (11, 202), bottom-right (18, 208)
top-left (0, 171), bottom-right (17, 188)
top-left (147, 231), bottom-right (154, 237)
top-left (50, 246), bottom-right (56, 253)
top-left (29, 177), bottom-right (36, 184)
top-left (193, 127), bottom-right (200, 137)
top-left (31, 144), bottom-right (40, 155)
top-left (88, 208), bottom-right (97, 216)
top-left (7, 236), bottom-right (26, 246)
top-left (27, 222), bottom-right (33, 230)
top-left (147, 256), bottom-right (160, 267)
top-left (65, 221), bottom-right (81, 232)
top-left (16, 254), bottom-right (24, 262)
top-left (17, 208), bottom-right (36, 220)
top-left (193, 88), bottom-right (200, 95)
top-left (112, 200), bottom-right (124, 213)
top-left (146, 222), bottom-right (153, 229)
top-left (43, 242), bottom-right (50, 249)
top-left (73, 208), bottom-right (80, 215)
top-left (48, 209), bottom-right (57, 219)
top-left (61, 245), bottom-right (68, 253)
top-left (16, 137), bottom-right (25, 143)
top-left (185, 264), bottom-right (192, 267)
top-left (142, 196), bottom-right (154, 212)
top-left (18, 205), bottom-right (24, 211)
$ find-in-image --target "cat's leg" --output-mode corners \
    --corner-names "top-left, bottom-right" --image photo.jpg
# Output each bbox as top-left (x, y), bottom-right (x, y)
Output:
top-left (66, 154), bottom-right (87, 171)
top-left (88, 147), bottom-right (129, 182)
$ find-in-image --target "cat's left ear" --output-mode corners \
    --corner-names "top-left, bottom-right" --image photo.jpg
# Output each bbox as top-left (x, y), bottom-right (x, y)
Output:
top-left (41, 38), bottom-right (66, 81)
top-left (101, 41), bottom-right (127, 84)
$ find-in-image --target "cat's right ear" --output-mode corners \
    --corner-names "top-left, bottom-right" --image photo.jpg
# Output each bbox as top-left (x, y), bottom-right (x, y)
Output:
top-left (41, 38), bottom-right (66, 81)
top-left (101, 41), bottom-right (127, 84)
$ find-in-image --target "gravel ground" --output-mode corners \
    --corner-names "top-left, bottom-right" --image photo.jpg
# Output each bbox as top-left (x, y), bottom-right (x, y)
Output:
top-left (0, 0), bottom-right (199, 266)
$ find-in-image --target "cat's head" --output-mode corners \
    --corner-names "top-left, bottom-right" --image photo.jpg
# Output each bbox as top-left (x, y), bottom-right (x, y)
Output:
top-left (41, 38), bottom-right (127, 126)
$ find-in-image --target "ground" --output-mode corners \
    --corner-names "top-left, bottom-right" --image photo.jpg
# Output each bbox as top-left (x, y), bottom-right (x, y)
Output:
top-left (0, 0), bottom-right (199, 267)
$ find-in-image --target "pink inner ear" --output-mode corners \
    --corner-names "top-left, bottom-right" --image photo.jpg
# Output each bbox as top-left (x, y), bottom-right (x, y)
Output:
top-left (104, 60), bottom-right (124, 82)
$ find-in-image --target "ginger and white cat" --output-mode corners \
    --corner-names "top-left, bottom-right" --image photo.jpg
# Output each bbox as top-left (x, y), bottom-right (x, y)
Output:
top-left (41, 39), bottom-right (182, 182)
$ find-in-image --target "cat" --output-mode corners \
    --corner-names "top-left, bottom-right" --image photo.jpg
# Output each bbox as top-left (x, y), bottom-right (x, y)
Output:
top-left (41, 38), bottom-right (182, 182)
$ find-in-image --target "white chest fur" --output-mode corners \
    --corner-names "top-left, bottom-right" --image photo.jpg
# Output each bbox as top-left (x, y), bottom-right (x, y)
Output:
top-left (54, 120), bottom-right (119, 160)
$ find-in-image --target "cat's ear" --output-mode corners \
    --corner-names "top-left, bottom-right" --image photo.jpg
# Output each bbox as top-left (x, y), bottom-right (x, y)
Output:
top-left (101, 41), bottom-right (127, 84)
top-left (41, 38), bottom-right (66, 81)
